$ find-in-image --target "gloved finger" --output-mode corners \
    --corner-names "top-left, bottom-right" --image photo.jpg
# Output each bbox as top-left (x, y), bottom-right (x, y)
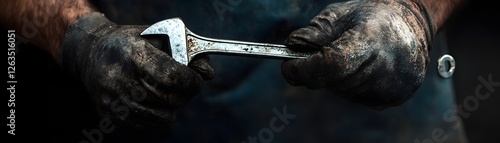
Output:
top-left (282, 26), bottom-right (378, 89)
top-left (132, 41), bottom-right (204, 96)
top-left (285, 27), bottom-right (327, 51)
top-left (189, 55), bottom-right (215, 80)
top-left (285, 2), bottom-right (352, 51)
top-left (281, 53), bottom-right (331, 89)
top-left (103, 81), bottom-right (178, 129)
top-left (123, 77), bottom-right (189, 110)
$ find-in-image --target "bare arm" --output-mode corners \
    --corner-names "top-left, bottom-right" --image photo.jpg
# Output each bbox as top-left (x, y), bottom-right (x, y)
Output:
top-left (419, 0), bottom-right (467, 32)
top-left (0, 0), bottom-right (94, 61)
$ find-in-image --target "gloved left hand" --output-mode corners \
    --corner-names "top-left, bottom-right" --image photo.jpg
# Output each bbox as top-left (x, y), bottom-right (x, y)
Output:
top-left (60, 12), bottom-right (214, 131)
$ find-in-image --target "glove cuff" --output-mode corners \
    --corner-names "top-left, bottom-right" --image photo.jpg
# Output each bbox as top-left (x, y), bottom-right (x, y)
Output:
top-left (411, 0), bottom-right (436, 38)
top-left (60, 12), bottom-right (115, 81)
top-left (399, 0), bottom-right (436, 51)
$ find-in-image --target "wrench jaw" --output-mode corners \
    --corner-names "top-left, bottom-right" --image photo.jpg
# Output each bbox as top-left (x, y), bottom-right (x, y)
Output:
top-left (140, 18), bottom-right (190, 66)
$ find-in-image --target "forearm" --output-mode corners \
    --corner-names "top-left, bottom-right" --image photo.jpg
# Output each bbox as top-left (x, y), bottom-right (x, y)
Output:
top-left (0, 0), bottom-right (94, 61)
top-left (419, 0), bottom-right (467, 31)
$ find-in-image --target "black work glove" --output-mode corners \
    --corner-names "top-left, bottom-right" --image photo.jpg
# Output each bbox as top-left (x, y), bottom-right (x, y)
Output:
top-left (61, 12), bottom-right (214, 130)
top-left (282, 0), bottom-right (435, 109)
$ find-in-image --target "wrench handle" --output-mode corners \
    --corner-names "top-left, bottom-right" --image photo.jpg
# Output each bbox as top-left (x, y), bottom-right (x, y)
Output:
top-left (186, 33), bottom-right (312, 61)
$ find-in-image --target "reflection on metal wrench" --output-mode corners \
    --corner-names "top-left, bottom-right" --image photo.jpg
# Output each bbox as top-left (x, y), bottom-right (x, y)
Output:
top-left (141, 18), bottom-right (313, 65)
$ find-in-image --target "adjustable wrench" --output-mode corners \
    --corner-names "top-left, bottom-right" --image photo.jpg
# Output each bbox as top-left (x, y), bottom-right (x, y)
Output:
top-left (140, 18), bottom-right (312, 66)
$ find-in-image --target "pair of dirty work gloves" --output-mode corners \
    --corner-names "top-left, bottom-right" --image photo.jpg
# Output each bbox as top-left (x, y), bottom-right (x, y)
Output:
top-left (61, 0), bottom-right (434, 130)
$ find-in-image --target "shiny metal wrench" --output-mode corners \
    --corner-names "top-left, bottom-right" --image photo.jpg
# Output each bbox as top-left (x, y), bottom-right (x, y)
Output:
top-left (140, 17), bottom-right (312, 65)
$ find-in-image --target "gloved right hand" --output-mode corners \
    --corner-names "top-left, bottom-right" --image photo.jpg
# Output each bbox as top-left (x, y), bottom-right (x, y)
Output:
top-left (60, 12), bottom-right (214, 131)
top-left (281, 0), bottom-right (435, 109)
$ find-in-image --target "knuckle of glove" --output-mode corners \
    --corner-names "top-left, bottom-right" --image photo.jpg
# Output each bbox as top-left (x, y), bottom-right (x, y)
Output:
top-left (188, 56), bottom-right (215, 80)
top-left (337, 3), bottom-right (428, 109)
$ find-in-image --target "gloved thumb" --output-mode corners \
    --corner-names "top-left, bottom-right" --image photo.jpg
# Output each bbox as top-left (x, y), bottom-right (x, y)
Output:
top-left (189, 55), bottom-right (215, 80)
top-left (285, 3), bottom-right (351, 52)
top-left (285, 26), bottom-right (329, 52)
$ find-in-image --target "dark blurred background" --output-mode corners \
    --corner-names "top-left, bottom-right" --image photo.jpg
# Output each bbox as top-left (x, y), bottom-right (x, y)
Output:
top-left (446, 0), bottom-right (500, 142)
